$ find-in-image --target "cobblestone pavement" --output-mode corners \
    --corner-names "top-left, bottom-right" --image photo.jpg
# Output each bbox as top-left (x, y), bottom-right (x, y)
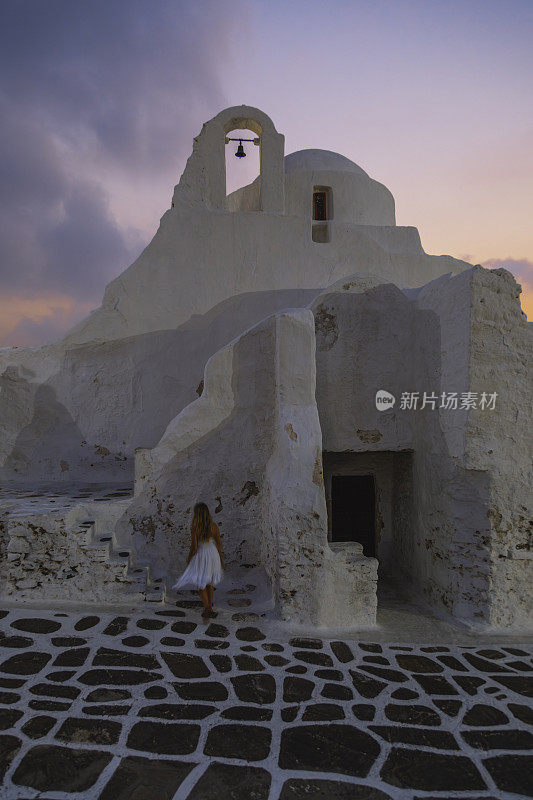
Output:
top-left (0, 581), bottom-right (532, 799)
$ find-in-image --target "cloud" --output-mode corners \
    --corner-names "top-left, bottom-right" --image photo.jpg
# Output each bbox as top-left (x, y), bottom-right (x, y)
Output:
top-left (481, 257), bottom-right (533, 287)
top-left (482, 258), bottom-right (533, 319)
top-left (0, 106), bottom-right (140, 299)
top-left (0, 0), bottom-right (234, 172)
top-left (0, 0), bottom-right (239, 345)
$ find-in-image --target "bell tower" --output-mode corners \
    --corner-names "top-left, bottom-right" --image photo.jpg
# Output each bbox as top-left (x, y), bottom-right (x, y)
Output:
top-left (176, 105), bottom-right (285, 213)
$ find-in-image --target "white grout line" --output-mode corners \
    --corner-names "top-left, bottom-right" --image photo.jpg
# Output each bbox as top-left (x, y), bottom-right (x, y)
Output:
top-left (0, 603), bottom-right (531, 799)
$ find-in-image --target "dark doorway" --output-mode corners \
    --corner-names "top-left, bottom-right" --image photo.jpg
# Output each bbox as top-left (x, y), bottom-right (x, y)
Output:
top-left (331, 474), bottom-right (376, 556)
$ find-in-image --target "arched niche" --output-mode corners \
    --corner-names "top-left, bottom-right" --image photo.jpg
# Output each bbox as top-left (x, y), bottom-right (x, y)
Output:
top-left (177, 105), bottom-right (285, 213)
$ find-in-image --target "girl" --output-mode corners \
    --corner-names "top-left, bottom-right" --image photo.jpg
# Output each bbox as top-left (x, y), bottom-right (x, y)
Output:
top-left (171, 502), bottom-right (224, 617)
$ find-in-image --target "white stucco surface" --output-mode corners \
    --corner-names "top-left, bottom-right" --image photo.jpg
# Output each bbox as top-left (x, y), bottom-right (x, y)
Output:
top-left (0, 105), bottom-right (530, 631)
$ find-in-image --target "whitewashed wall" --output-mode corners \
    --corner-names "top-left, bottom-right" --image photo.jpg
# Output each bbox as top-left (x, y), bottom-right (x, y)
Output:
top-left (116, 309), bottom-right (378, 627)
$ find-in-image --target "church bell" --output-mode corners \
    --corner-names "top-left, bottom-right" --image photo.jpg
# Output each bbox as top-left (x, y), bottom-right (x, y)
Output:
top-left (235, 140), bottom-right (246, 158)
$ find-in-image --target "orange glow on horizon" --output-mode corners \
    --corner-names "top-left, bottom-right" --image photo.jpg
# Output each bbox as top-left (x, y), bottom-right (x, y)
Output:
top-left (0, 294), bottom-right (94, 347)
top-left (519, 288), bottom-right (532, 319)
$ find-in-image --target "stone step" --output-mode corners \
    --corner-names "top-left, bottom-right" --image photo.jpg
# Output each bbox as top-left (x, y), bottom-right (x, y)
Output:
top-left (107, 556), bottom-right (130, 569)
top-left (75, 522), bottom-right (96, 546)
top-left (142, 586), bottom-right (164, 602)
top-left (74, 516), bottom-right (166, 604)
top-left (106, 585), bottom-right (150, 603)
top-left (107, 550), bottom-right (134, 567)
top-left (79, 542), bottom-right (110, 561)
top-left (163, 586), bottom-right (181, 601)
top-left (120, 573), bottom-right (147, 586)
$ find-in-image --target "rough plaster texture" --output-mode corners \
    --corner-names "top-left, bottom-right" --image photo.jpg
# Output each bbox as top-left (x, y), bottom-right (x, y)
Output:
top-left (0, 501), bottom-right (138, 602)
top-left (311, 270), bottom-right (532, 629)
top-left (465, 268), bottom-right (532, 628)
top-left (407, 270), bottom-right (530, 630)
top-left (0, 105), bottom-right (530, 631)
top-left (260, 312), bottom-right (377, 627)
top-left (0, 289), bottom-right (319, 484)
top-left (119, 309), bottom-right (377, 627)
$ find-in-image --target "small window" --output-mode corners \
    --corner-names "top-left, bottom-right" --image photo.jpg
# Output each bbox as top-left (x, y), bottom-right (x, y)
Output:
top-left (313, 191), bottom-right (327, 221)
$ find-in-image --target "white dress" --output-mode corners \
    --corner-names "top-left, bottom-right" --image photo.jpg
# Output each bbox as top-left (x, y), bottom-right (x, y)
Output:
top-left (171, 539), bottom-right (223, 591)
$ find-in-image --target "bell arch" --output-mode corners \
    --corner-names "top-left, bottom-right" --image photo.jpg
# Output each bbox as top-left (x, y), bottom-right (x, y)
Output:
top-left (177, 105), bottom-right (285, 213)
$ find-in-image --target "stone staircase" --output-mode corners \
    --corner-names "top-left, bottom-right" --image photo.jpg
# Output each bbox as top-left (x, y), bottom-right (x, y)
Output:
top-left (76, 518), bottom-right (167, 604)
top-left (2, 495), bottom-right (194, 605)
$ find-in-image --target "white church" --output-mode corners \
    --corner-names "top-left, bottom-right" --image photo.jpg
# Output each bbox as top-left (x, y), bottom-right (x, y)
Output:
top-left (0, 106), bottom-right (531, 631)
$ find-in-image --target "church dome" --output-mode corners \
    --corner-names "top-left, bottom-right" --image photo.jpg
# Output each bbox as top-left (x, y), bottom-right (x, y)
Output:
top-left (228, 146), bottom-right (395, 226)
top-left (282, 148), bottom-right (395, 226)
top-left (284, 149), bottom-right (370, 178)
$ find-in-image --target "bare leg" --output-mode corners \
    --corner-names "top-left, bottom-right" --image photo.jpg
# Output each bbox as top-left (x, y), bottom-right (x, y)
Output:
top-left (206, 584), bottom-right (214, 611)
top-left (198, 588), bottom-right (209, 613)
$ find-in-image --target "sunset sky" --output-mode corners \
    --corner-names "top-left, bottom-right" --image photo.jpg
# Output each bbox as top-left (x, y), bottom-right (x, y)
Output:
top-left (1, 0), bottom-right (531, 346)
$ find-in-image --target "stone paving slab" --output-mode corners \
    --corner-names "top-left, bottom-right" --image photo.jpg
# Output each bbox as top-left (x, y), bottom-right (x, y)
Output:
top-left (0, 590), bottom-right (532, 800)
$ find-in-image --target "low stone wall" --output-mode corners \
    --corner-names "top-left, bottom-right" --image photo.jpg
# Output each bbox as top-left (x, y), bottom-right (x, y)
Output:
top-left (1, 503), bottom-right (135, 603)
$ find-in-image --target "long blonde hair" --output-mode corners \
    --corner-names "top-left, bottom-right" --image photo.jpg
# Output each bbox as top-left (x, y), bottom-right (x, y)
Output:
top-left (191, 502), bottom-right (213, 542)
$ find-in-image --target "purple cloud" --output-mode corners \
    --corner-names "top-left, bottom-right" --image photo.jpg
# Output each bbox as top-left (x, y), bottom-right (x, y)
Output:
top-left (482, 257), bottom-right (533, 291)
top-left (0, 0), bottom-right (239, 343)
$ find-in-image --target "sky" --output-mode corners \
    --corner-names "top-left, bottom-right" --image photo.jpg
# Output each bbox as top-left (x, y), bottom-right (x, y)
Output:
top-left (0, 0), bottom-right (531, 346)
